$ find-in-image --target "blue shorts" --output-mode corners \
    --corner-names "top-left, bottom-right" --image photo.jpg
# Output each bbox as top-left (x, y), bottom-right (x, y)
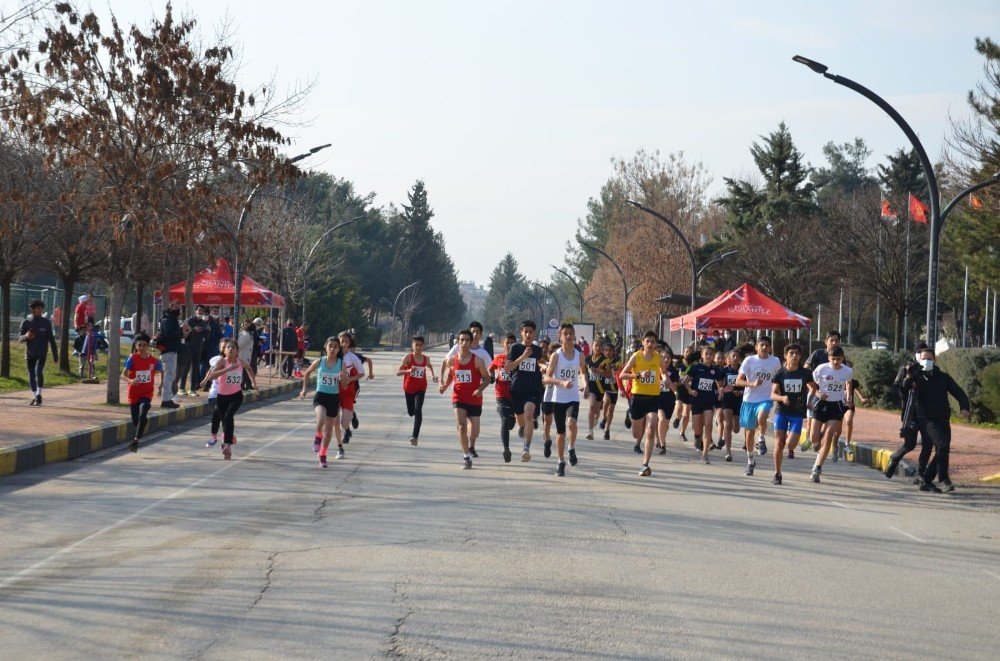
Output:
top-left (739, 400), bottom-right (773, 430)
top-left (772, 412), bottom-right (804, 435)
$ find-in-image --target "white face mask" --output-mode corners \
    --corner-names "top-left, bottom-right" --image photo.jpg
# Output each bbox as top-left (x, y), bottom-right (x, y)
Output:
top-left (921, 359), bottom-right (934, 372)
top-left (724, 333), bottom-right (730, 339)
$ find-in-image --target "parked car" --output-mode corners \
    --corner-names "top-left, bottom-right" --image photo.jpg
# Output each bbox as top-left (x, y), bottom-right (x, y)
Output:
top-left (101, 317), bottom-right (134, 339)
top-left (871, 340), bottom-right (889, 350)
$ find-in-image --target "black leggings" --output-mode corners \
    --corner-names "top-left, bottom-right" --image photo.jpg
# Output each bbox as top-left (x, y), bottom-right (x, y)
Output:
top-left (130, 398), bottom-right (152, 439)
top-left (215, 391), bottom-right (244, 444)
top-left (27, 355), bottom-right (46, 392)
top-left (405, 391), bottom-right (425, 439)
top-left (497, 398), bottom-right (515, 448)
top-left (210, 397), bottom-right (222, 435)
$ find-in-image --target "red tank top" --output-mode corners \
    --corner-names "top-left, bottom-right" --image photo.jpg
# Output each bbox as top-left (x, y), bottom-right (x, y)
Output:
top-left (402, 353), bottom-right (428, 394)
top-left (490, 354), bottom-right (511, 399)
top-left (451, 353), bottom-right (482, 405)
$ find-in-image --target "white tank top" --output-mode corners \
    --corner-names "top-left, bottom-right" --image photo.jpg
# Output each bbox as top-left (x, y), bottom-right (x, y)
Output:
top-left (553, 348), bottom-right (581, 404)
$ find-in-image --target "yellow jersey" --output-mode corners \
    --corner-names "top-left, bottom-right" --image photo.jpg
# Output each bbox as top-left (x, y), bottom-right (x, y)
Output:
top-left (631, 351), bottom-right (661, 397)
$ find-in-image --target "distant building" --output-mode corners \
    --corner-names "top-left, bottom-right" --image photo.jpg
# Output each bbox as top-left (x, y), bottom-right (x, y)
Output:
top-left (458, 280), bottom-right (487, 319)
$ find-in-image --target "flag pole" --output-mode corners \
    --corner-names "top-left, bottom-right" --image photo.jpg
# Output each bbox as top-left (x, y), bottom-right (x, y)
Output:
top-left (962, 266), bottom-right (969, 348)
top-left (985, 286), bottom-right (990, 347)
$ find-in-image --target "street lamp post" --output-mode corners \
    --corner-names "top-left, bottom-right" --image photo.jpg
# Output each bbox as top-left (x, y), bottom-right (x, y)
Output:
top-left (233, 143), bottom-right (331, 325)
top-left (538, 283), bottom-right (566, 322)
top-left (579, 241), bottom-right (630, 356)
top-left (391, 281), bottom-right (420, 347)
top-left (792, 56), bottom-right (1000, 345)
top-left (695, 250), bottom-right (738, 291)
top-left (550, 265), bottom-right (585, 321)
top-left (300, 215), bottom-right (362, 326)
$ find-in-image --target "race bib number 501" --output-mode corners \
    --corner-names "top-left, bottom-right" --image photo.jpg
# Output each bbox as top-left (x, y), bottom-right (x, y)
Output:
top-left (519, 358), bottom-right (536, 372)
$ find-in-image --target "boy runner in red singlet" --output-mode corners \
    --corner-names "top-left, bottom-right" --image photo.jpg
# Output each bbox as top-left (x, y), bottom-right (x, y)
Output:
top-left (439, 329), bottom-right (490, 469)
top-left (488, 334), bottom-right (517, 463)
top-left (121, 332), bottom-right (163, 453)
top-left (396, 335), bottom-right (438, 446)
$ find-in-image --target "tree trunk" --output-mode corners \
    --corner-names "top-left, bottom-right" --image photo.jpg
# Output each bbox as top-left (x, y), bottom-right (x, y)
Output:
top-left (1, 278), bottom-right (11, 378)
top-left (185, 248), bottom-right (195, 312)
top-left (135, 282), bottom-right (144, 332)
top-left (105, 279), bottom-right (125, 405)
top-left (893, 308), bottom-right (904, 353)
top-left (59, 277), bottom-right (76, 372)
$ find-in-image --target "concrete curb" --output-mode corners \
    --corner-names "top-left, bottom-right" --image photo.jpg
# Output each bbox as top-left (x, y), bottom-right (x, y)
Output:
top-left (0, 380), bottom-right (300, 478)
top-left (841, 439), bottom-right (916, 478)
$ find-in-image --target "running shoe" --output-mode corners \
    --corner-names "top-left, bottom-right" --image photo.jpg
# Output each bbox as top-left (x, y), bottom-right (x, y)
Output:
top-left (679, 432), bottom-right (688, 442)
top-left (409, 436), bottom-right (418, 446)
top-left (223, 444), bottom-right (232, 460)
top-left (745, 460), bottom-right (755, 476)
top-left (603, 430), bottom-right (610, 441)
top-left (207, 437), bottom-right (218, 447)
top-left (521, 446), bottom-right (531, 462)
top-left (639, 464), bottom-right (652, 477)
top-left (543, 439), bottom-right (552, 458)
top-left (756, 437), bottom-right (767, 456)
top-left (787, 449), bottom-right (795, 459)
top-left (128, 438), bottom-right (139, 453)
top-left (658, 445), bottom-right (666, 455)
top-left (598, 419), bottom-right (605, 429)
top-left (319, 454), bottom-right (327, 468)
top-left (701, 456), bottom-right (710, 465)
top-left (313, 436), bottom-right (322, 453)
top-left (471, 447), bottom-right (479, 458)
top-left (336, 447), bottom-right (345, 459)
top-left (28, 396), bottom-right (37, 406)
top-left (694, 437), bottom-right (703, 451)
top-left (502, 447), bottom-right (512, 463)
top-left (343, 429), bottom-right (352, 443)
top-left (351, 412), bottom-right (359, 429)
top-left (568, 447), bottom-right (578, 466)
top-left (939, 480), bottom-right (955, 493)
top-left (884, 459), bottom-right (899, 479)
top-left (190, 390), bottom-right (199, 397)
top-left (555, 461), bottom-right (566, 477)
top-left (463, 456), bottom-right (473, 470)
top-left (36, 394), bottom-right (42, 405)
top-left (772, 473), bottom-right (783, 485)
top-left (724, 453), bottom-right (732, 462)
top-left (672, 418), bottom-right (679, 429)
top-left (586, 431), bottom-right (594, 441)
top-left (913, 476), bottom-right (923, 485)
top-left (633, 443), bottom-right (642, 454)
top-left (624, 417), bottom-right (632, 429)
top-left (810, 466), bottom-right (821, 483)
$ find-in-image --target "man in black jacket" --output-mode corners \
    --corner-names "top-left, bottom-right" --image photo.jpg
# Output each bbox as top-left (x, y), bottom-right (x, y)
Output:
top-left (157, 302), bottom-right (183, 408)
top-left (885, 342), bottom-right (933, 481)
top-left (19, 299), bottom-right (58, 406)
top-left (900, 348), bottom-right (971, 492)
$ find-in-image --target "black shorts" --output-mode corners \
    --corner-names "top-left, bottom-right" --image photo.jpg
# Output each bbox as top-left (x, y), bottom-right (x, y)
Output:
top-left (604, 391), bottom-right (619, 405)
top-left (453, 402), bottom-right (483, 417)
top-left (691, 399), bottom-right (716, 416)
top-left (587, 381), bottom-right (601, 399)
top-left (541, 400), bottom-right (555, 415)
top-left (814, 400), bottom-right (847, 423)
top-left (630, 394), bottom-right (659, 420)
top-left (312, 391), bottom-right (340, 417)
top-left (553, 401), bottom-right (580, 434)
top-left (677, 388), bottom-right (692, 405)
top-left (723, 394), bottom-right (741, 414)
top-left (657, 392), bottom-right (676, 418)
top-left (511, 391), bottom-right (542, 415)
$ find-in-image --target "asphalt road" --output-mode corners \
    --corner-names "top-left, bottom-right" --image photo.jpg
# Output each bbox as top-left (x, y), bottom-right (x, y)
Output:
top-left (1, 348), bottom-right (999, 659)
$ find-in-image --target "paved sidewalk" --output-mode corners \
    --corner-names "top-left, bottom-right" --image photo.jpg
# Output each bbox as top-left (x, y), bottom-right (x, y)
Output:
top-left (0, 373), bottom-right (299, 476)
top-left (846, 407), bottom-right (1000, 484)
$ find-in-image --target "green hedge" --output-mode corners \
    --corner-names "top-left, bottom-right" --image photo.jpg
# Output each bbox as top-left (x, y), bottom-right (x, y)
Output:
top-left (842, 347), bottom-right (908, 408)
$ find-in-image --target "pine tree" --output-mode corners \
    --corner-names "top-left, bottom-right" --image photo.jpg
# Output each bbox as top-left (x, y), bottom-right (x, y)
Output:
top-left (813, 138), bottom-right (878, 201)
top-left (877, 148), bottom-right (927, 200)
top-left (482, 253), bottom-right (528, 334)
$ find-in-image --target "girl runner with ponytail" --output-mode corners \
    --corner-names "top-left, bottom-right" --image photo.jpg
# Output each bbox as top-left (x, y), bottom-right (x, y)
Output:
top-left (299, 336), bottom-right (347, 467)
top-left (202, 339), bottom-right (256, 460)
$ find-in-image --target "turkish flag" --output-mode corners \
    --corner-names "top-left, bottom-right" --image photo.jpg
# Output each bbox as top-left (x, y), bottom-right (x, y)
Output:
top-left (880, 197), bottom-right (897, 220)
top-left (908, 193), bottom-right (929, 224)
top-left (970, 193), bottom-right (984, 210)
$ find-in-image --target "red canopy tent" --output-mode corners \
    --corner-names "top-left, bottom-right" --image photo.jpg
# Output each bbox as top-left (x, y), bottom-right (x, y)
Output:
top-left (155, 258), bottom-right (285, 308)
top-left (669, 283), bottom-right (810, 331)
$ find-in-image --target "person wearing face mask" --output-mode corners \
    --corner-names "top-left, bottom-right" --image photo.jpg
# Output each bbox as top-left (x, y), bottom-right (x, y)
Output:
top-left (898, 348), bottom-right (971, 493)
top-left (155, 301), bottom-right (183, 408)
top-left (184, 305), bottom-right (209, 395)
top-left (885, 342), bottom-right (932, 482)
top-left (719, 329), bottom-right (737, 354)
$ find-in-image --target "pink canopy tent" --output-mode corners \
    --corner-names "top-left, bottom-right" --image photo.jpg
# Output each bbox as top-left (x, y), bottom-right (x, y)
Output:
top-left (669, 283), bottom-right (810, 331)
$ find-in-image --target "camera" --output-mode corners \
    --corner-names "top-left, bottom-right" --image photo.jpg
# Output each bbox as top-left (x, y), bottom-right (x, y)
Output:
top-left (905, 362), bottom-right (923, 378)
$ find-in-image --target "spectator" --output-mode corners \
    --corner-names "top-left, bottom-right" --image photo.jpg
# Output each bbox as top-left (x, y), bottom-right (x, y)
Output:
top-left (251, 317), bottom-right (264, 373)
top-left (295, 322), bottom-right (309, 377)
top-left (280, 320), bottom-right (298, 377)
top-left (183, 305), bottom-right (208, 395)
top-left (258, 319), bottom-right (272, 367)
top-left (155, 301), bottom-right (182, 409)
top-left (52, 306), bottom-right (62, 333)
top-left (222, 316), bottom-right (235, 340)
top-left (719, 329), bottom-right (737, 353)
top-left (19, 299), bottom-right (58, 406)
top-left (483, 332), bottom-right (495, 360)
top-left (130, 309), bottom-right (150, 335)
top-left (74, 293), bottom-right (94, 331)
top-left (238, 320), bottom-right (255, 389)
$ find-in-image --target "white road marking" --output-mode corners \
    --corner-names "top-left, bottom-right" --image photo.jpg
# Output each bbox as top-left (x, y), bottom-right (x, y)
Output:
top-left (889, 526), bottom-right (926, 544)
top-left (832, 500), bottom-right (849, 509)
top-left (985, 570), bottom-right (1000, 582)
top-left (0, 417), bottom-right (313, 592)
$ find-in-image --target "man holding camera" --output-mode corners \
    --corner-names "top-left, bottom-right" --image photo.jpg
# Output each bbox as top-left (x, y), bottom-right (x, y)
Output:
top-left (885, 342), bottom-right (932, 482)
top-left (894, 347), bottom-right (971, 493)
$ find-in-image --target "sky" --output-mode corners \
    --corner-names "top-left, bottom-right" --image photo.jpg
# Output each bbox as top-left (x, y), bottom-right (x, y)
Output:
top-left (85, 0), bottom-right (998, 285)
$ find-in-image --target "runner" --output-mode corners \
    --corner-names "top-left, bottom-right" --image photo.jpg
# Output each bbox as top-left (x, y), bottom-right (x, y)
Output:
top-left (121, 333), bottom-right (163, 453)
top-left (202, 339), bottom-right (257, 460)
top-left (769, 343), bottom-right (816, 485)
top-left (543, 324), bottom-right (588, 477)
top-left (672, 348), bottom-right (697, 442)
top-left (808, 346), bottom-right (854, 483)
top-left (347, 341), bottom-right (375, 433)
top-left (599, 341), bottom-right (621, 441)
top-left (337, 331), bottom-right (367, 443)
top-left (298, 336), bottom-right (347, 467)
top-left (505, 320), bottom-right (545, 461)
top-left (655, 342), bottom-right (679, 456)
top-left (802, 330), bottom-right (841, 453)
top-left (396, 335), bottom-right (437, 447)
top-left (734, 336), bottom-right (781, 476)
top-left (681, 346), bottom-right (724, 464)
top-left (585, 338), bottom-right (605, 440)
top-left (540, 343), bottom-right (559, 458)
top-left (620, 331), bottom-right (666, 476)
top-left (841, 360), bottom-right (870, 447)
top-left (718, 349), bottom-right (744, 461)
top-left (203, 338), bottom-right (228, 447)
top-left (712, 349), bottom-right (728, 446)
top-left (488, 334), bottom-right (517, 462)
top-left (440, 321), bottom-right (491, 453)
top-left (439, 329), bottom-right (490, 469)
top-left (18, 299), bottom-right (58, 406)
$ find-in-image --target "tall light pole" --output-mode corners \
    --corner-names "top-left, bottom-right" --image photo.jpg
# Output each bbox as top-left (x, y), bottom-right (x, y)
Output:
top-left (551, 264), bottom-right (584, 320)
top-left (695, 250), bottom-right (738, 292)
top-left (391, 281), bottom-right (420, 347)
top-left (300, 215), bottom-right (362, 326)
top-left (233, 143), bottom-right (332, 325)
top-left (792, 56), bottom-right (1000, 345)
top-left (538, 283), bottom-right (566, 322)
top-left (579, 241), bottom-right (630, 356)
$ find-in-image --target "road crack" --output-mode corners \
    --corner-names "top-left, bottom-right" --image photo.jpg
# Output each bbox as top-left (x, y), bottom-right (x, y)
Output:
top-left (385, 578), bottom-right (413, 658)
top-left (246, 551), bottom-right (278, 612)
